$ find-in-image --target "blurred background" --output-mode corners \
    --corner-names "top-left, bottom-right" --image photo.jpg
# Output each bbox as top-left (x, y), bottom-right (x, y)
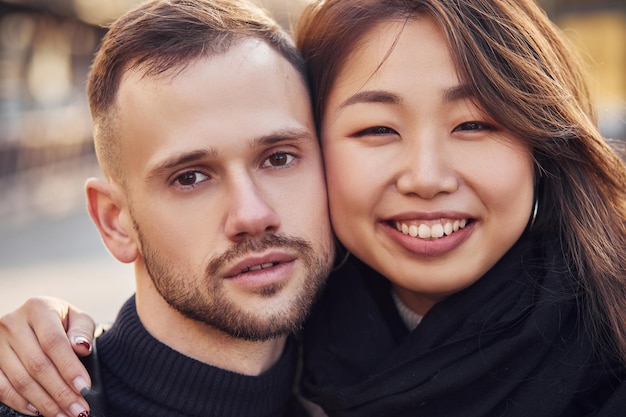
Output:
top-left (0, 0), bottom-right (624, 322)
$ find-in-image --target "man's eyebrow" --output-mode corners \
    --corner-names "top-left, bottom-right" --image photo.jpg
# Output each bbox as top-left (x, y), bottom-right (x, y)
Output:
top-left (337, 90), bottom-right (402, 110)
top-left (146, 128), bottom-right (314, 180)
top-left (147, 149), bottom-right (217, 181)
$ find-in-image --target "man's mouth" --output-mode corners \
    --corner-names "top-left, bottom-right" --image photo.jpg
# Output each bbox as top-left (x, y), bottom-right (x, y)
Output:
top-left (394, 218), bottom-right (469, 239)
top-left (222, 251), bottom-right (297, 279)
top-left (241, 262), bottom-right (279, 273)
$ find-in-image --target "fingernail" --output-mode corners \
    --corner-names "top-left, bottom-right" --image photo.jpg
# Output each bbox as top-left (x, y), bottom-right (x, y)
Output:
top-left (26, 404), bottom-right (40, 416)
top-left (70, 403), bottom-right (90, 417)
top-left (73, 336), bottom-right (92, 352)
top-left (73, 376), bottom-right (90, 393)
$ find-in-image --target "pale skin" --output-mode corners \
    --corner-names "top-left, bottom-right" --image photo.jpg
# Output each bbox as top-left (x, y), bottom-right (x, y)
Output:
top-left (0, 17), bottom-right (536, 417)
top-left (0, 38), bottom-right (334, 417)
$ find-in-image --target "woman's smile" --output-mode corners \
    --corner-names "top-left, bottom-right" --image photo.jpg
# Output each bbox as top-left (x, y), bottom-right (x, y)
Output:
top-left (394, 218), bottom-right (469, 239)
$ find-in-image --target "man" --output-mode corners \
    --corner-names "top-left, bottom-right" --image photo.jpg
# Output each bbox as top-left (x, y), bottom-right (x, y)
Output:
top-left (0, 0), bottom-right (334, 416)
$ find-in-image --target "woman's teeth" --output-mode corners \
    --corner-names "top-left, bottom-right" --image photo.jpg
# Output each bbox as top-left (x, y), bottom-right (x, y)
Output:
top-left (395, 219), bottom-right (467, 239)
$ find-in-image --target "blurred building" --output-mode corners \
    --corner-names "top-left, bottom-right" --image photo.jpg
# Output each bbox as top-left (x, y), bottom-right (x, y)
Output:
top-left (555, 4), bottom-right (626, 141)
top-left (0, 0), bottom-right (624, 224)
top-left (0, 1), bottom-right (102, 223)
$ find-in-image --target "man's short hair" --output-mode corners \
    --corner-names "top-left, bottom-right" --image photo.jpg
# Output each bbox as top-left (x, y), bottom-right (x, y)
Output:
top-left (87, 0), bottom-right (305, 182)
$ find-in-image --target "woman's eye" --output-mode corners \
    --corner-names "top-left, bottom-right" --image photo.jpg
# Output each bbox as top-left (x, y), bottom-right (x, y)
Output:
top-left (354, 126), bottom-right (397, 137)
top-left (263, 152), bottom-right (295, 168)
top-left (454, 121), bottom-right (494, 132)
top-left (174, 171), bottom-right (209, 188)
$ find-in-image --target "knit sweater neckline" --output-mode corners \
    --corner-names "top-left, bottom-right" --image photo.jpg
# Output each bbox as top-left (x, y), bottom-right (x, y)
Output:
top-left (97, 296), bottom-right (299, 417)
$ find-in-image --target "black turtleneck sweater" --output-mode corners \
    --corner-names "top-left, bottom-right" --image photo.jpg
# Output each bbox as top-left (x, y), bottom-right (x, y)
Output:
top-left (0, 296), bottom-right (307, 417)
top-left (92, 296), bottom-right (305, 417)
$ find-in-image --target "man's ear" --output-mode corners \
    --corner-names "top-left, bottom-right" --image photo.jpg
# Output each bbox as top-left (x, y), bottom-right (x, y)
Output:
top-left (85, 178), bottom-right (138, 264)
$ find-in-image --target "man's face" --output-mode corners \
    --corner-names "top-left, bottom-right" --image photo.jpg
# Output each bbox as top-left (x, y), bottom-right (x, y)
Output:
top-left (115, 39), bottom-right (334, 340)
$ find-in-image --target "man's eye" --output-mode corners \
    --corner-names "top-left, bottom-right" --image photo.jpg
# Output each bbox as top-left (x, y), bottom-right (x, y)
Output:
top-left (263, 152), bottom-right (295, 168)
top-left (174, 171), bottom-right (209, 187)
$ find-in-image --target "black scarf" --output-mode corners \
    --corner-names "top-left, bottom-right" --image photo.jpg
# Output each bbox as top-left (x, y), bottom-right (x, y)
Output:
top-left (301, 237), bottom-right (626, 416)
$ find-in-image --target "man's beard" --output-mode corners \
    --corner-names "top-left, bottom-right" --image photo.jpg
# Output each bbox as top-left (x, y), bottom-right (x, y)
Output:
top-left (138, 230), bottom-right (332, 341)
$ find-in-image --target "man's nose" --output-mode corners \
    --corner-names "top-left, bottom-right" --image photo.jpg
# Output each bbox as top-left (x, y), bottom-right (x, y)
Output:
top-left (223, 174), bottom-right (281, 241)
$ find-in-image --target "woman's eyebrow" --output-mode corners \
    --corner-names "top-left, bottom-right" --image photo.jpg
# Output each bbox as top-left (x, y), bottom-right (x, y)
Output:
top-left (338, 90), bottom-right (402, 110)
top-left (442, 84), bottom-right (474, 103)
top-left (338, 84), bottom-right (473, 111)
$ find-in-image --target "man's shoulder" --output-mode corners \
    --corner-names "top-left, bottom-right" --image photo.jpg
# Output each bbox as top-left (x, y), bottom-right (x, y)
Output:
top-left (0, 403), bottom-right (31, 417)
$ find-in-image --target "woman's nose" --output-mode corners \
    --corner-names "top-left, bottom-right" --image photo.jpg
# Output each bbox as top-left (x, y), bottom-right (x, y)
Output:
top-left (395, 134), bottom-right (458, 199)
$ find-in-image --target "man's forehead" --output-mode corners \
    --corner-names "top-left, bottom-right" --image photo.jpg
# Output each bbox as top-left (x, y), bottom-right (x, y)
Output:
top-left (112, 39), bottom-right (315, 172)
top-left (119, 37), bottom-right (299, 84)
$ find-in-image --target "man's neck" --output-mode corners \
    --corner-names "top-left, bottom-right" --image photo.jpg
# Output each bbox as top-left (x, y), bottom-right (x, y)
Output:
top-left (134, 279), bottom-right (287, 376)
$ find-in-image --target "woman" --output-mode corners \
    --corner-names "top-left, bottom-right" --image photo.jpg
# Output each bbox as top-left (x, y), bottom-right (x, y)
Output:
top-left (1, 0), bottom-right (626, 416)
top-left (295, 0), bottom-right (626, 415)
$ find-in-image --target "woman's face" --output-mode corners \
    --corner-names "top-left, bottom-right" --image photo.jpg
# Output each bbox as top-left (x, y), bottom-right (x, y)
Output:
top-left (321, 17), bottom-right (535, 314)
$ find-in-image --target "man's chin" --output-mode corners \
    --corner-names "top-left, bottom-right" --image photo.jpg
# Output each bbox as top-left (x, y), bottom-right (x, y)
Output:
top-left (216, 313), bottom-right (306, 342)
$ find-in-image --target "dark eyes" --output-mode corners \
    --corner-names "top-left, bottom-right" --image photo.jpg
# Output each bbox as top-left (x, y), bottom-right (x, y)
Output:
top-left (172, 152), bottom-right (296, 190)
top-left (354, 121), bottom-right (493, 138)
top-left (262, 152), bottom-right (295, 168)
top-left (174, 171), bottom-right (209, 188)
top-left (353, 126), bottom-right (398, 137)
top-left (453, 121), bottom-right (494, 132)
